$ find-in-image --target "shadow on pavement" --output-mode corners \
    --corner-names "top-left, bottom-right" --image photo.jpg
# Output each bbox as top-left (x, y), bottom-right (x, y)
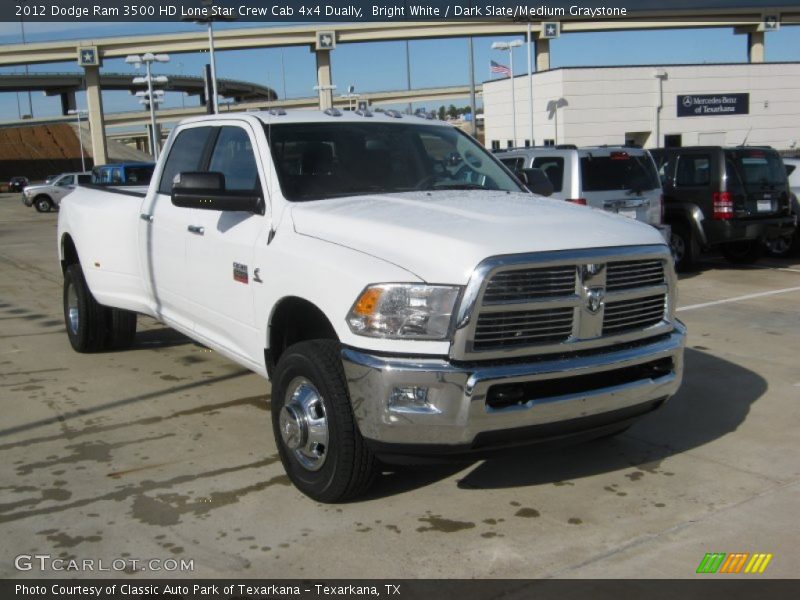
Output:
top-left (364, 347), bottom-right (766, 496)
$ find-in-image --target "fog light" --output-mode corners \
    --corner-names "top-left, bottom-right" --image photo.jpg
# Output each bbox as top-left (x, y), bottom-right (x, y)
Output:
top-left (388, 386), bottom-right (439, 414)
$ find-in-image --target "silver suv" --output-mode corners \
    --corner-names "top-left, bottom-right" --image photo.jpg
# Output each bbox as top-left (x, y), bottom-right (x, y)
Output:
top-left (499, 146), bottom-right (668, 241)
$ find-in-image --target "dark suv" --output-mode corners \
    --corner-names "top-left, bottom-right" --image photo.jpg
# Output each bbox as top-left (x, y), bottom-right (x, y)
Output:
top-left (651, 146), bottom-right (796, 270)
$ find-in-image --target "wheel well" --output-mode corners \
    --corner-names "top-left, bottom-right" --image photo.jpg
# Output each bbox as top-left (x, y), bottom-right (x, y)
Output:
top-left (61, 234), bottom-right (79, 274)
top-left (34, 194), bottom-right (52, 202)
top-left (266, 297), bottom-right (338, 378)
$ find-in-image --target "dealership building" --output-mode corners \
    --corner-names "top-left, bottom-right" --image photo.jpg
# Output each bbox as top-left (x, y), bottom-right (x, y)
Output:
top-left (482, 62), bottom-right (800, 151)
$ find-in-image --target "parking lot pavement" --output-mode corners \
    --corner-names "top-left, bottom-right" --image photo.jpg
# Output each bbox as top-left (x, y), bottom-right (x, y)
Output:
top-left (1, 193), bottom-right (798, 579)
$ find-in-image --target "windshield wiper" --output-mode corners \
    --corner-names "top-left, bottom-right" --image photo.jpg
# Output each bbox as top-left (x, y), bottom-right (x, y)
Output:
top-left (431, 183), bottom-right (486, 190)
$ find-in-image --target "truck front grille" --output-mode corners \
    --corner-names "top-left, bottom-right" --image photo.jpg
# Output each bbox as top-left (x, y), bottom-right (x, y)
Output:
top-left (482, 266), bottom-right (576, 304)
top-left (474, 307), bottom-right (573, 350)
top-left (603, 295), bottom-right (666, 335)
top-left (606, 260), bottom-right (664, 291)
top-left (454, 248), bottom-right (674, 360)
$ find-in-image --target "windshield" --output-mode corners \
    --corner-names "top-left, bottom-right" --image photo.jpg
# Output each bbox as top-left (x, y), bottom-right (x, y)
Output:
top-left (264, 121), bottom-right (524, 201)
top-left (728, 149), bottom-right (787, 190)
top-left (580, 152), bottom-right (659, 192)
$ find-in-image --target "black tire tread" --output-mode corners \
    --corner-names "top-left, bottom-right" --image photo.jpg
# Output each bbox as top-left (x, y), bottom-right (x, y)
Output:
top-left (106, 307), bottom-right (137, 350)
top-left (64, 264), bottom-right (107, 353)
top-left (274, 339), bottom-right (377, 502)
top-left (672, 222), bottom-right (697, 272)
top-left (721, 240), bottom-right (763, 264)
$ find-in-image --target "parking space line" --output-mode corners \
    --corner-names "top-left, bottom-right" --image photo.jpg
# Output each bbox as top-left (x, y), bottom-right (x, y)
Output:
top-left (678, 286), bottom-right (800, 312)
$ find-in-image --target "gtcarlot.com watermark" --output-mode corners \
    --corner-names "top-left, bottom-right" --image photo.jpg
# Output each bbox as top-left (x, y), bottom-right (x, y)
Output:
top-left (15, 553), bottom-right (194, 572)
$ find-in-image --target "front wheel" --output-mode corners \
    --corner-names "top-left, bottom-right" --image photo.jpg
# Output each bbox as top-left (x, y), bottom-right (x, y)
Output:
top-left (721, 240), bottom-right (763, 264)
top-left (272, 340), bottom-right (377, 502)
top-left (34, 196), bottom-right (53, 213)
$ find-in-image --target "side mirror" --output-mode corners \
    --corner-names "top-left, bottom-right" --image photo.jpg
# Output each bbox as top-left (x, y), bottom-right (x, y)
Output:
top-left (520, 168), bottom-right (555, 197)
top-left (171, 171), bottom-right (262, 213)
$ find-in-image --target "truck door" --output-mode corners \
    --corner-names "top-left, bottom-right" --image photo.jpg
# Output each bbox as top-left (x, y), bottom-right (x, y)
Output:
top-left (138, 125), bottom-right (215, 329)
top-left (184, 123), bottom-right (269, 363)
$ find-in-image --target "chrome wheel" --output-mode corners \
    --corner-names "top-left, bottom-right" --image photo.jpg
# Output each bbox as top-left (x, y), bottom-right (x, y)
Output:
top-left (66, 281), bottom-right (79, 335)
top-left (279, 377), bottom-right (328, 472)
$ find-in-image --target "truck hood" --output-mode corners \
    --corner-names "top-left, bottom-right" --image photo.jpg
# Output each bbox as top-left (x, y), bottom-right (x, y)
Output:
top-left (23, 184), bottom-right (52, 195)
top-left (290, 191), bottom-right (665, 283)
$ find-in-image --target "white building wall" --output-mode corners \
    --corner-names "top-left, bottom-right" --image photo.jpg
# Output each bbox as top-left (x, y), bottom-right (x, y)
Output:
top-left (484, 63), bottom-right (800, 150)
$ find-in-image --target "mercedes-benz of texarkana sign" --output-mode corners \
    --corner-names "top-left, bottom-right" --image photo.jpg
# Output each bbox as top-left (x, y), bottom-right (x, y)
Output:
top-left (57, 110), bottom-right (685, 502)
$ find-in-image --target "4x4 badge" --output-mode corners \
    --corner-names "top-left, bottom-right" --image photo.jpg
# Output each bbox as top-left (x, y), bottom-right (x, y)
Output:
top-left (586, 287), bottom-right (605, 314)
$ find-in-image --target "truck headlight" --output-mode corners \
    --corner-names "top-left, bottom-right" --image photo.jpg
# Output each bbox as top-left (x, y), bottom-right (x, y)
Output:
top-left (347, 284), bottom-right (461, 340)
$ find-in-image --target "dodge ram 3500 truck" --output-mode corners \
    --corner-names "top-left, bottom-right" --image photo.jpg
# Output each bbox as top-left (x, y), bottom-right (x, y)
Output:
top-left (57, 110), bottom-right (686, 502)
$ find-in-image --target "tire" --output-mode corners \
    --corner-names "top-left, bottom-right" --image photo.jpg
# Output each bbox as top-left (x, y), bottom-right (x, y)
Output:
top-left (272, 340), bottom-right (378, 502)
top-left (670, 223), bottom-right (698, 272)
top-left (105, 307), bottom-right (137, 350)
top-left (63, 264), bottom-right (108, 353)
top-left (765, 234), bottom-right (798, 258)
top-left (721, 240), bottom-right (764, 264)
top-left (34, 196), bottom-right (53, 213)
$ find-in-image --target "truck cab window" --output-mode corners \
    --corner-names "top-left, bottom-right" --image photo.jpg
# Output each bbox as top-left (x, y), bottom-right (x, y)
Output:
top-left (158, 126), bottom-right (213, 195)
top-left (208, 127), bottom-right (260, 192)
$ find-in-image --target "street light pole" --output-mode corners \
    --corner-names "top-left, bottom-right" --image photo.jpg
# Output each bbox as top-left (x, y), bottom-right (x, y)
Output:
top-left (492, 40), bottom-right (523, 147)
top-left (68, 109), bottom-right (88, 172)
top-left (127, 53), bottom-right (170, 160)
top-left (19, 1), bottom-right (34, 118)
top-left (206, 19), bottom-right (219, 114)
top-left (145, 60), bottom-right (158, 157)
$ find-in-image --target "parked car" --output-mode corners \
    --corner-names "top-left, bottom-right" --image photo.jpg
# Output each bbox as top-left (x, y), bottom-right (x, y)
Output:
top-left (651, 147), bottom-right (796, 269)
top-left (91, 162), bottom-right (155, 187)
top-left (8, 176), bottom-right (29, 192)
top-left (765, 157), bottom-right (800, 256)
top-left (22, 172), bottom-right (91, 212)
top-left (58, 111), bottom-right (685, 502)
top-left (497, 145), bottom-right (669, 242)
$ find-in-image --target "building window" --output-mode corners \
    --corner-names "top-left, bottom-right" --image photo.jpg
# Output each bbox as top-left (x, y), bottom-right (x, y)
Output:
top-left (507, 140), bottom-right (514, 148)
top-left (664, 134), bottom-right (682, 148)
top-left (524, 139), bottom-right (531, 147)
top-left (543, 139), bottom-right (555, 147)
top-left (491, 140), bottom-right (500, 150)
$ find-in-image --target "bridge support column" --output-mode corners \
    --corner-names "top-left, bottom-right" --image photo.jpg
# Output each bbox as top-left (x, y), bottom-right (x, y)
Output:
top-left (748, 31), bottom-right (765, 63)
top-left (536, 37), bottom-right (550, 72)
top-left (315, 50), bottom-right (333, 110)
top-left (60, 91), bottom-right (76, 116)
top-left (84, 65), bottom-right (108, 166)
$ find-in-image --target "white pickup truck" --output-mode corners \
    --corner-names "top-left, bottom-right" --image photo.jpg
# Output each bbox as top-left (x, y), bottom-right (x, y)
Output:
top-left (57, 110), bottom-right (685, 502)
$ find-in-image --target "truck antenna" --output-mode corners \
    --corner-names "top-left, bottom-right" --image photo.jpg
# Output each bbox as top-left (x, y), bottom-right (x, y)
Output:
top-left (740, 126), bottom-right (753, 147)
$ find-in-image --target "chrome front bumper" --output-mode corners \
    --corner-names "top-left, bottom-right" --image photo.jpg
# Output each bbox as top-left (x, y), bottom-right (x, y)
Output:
top-left (342, 322), bottom-right (685, 451)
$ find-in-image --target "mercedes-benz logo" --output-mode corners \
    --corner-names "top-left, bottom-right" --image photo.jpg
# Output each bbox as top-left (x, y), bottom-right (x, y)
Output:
top-left (682, 96), bottom-right (694, 108)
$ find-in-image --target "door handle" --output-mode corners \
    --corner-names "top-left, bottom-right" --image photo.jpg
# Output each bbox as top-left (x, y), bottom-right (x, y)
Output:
top-left (139, 213), bottom-right (153, 222)
top-left (187, 225), bottom-right (205, 235)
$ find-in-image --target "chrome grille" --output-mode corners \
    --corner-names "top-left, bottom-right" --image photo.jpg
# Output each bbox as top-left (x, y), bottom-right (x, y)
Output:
top-left (606, 260), bottom-right (664, 291)
top-left (474, 307), bottom-right (573, 350)
top-left (482, 266), bottom-right (576, 304)
top-left (453, 246), bottom-right (675, 360)
top-left (603, 295), bottom-right (666, 335)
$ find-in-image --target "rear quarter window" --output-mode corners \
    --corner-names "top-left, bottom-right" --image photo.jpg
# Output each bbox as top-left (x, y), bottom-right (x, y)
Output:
top-left (531, 157), bottom-right (565, 192)
top-left (675, 155), bottom-right (711, 187)
top-left (580, 153), bottom-right (659, 191)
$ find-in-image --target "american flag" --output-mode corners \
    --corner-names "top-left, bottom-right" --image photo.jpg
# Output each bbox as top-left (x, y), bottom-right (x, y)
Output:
top-left (490, 60), bottom-right (511, 77)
